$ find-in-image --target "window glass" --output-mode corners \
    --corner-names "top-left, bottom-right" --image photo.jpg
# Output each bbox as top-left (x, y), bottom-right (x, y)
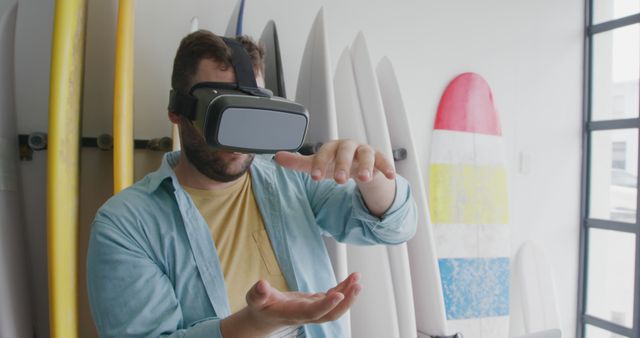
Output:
top-left (589, 129), bottom-right (638, 223)
top-left (586, 228), bottom-right (636, 328)
top-left (585, 324), bottom-right (629, 338)
top-left (591, 24), bottom-right (639, 121)
top-left (593, 0), bottom-right (640, 24)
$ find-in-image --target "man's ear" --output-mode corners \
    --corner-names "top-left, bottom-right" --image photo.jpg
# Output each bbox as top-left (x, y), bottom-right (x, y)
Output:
top-left (168, 111), bottom-right (181, 124)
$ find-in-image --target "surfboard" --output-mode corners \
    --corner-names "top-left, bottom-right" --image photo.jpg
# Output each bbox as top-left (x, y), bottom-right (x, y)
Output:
top-left (377, 56), bottom-right (448, 337)
top-left (259, 20), bottom-right (286, 98)
top-left (334, 38), bottom-right (400, 338)
top-left (429, 72), bottom-right (510, 338)
top-left (47, 0), bottom-right (88, 337)
top-left (295, 10), bottom-right (350, 334)
top-left (224, 0), bottom-right (245, 37)
top-left (190, 16), bottom-right (199, 34)
top-left (511, 241), bottom-right (561, 336)
top-left (349, 32), bottom-right (417, 338)
top-left (0, 3), bottom-right (33, 338)
top-left (113, 0), bottom-right (134, 193)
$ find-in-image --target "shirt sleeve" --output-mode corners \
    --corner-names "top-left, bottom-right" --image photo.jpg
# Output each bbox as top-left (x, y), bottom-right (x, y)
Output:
top-left (303, 173), bottom-right (417, 245)
top-left (87, 219), bottom-right (224, 338)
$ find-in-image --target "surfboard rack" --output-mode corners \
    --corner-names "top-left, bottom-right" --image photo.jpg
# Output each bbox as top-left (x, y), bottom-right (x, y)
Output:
top-left (392, 147), bottom-right (407, 161)
top-left (18, 133), bottom-right (173, 160)
top-left (299, 142), bottom-right (407, 162)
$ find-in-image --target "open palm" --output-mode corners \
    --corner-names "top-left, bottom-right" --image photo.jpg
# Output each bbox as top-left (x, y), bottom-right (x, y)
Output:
top-left (246, 272), bottom-right (362, 328)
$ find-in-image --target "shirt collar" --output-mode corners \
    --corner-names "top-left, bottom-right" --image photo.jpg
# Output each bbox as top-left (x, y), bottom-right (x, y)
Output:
top-left (146, 151), bottom-right (182, 193)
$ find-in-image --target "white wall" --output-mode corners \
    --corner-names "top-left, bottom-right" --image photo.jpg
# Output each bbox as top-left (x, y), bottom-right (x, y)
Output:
top-left (0, 0), bottom-right (584, 337)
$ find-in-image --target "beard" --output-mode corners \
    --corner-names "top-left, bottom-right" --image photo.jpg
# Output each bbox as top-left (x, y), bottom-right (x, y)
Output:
top-left (179, 119), bottom-right (254, 182)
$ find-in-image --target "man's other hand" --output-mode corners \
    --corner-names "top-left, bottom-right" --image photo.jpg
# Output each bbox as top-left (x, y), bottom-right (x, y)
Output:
top-left (246, 272), bottom-right (361, 328)
top-left (221, 272), bottom-right (361, 337)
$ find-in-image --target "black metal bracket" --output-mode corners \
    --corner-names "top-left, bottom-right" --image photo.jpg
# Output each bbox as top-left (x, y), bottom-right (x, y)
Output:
top-left (17, 133), bottom-right (173, 161)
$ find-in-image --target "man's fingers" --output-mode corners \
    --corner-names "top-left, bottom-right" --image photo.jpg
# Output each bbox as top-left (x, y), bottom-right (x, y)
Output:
top-left (275, 141), bottom-right (340, 181)
top-left (276, 140), bottom-right (396, 182)
top-left (310, 141), bottom-right (339, 180)
top-left (274, 152), bottom-right (313, 172)
top-left (327, 272), bottom-right (361, 294)
top-left (314, 283), bottom-right (362, 323)
top-left (333, 141), bottom-right (358, 184)
top-left (293, 292), bottom-right (344, 321)
top-left (374, 151), bottom-right (396, 180)
top-left (246, 280), bottom-right (271, 308)
top-left (354, 146), bottom-right (375, 182)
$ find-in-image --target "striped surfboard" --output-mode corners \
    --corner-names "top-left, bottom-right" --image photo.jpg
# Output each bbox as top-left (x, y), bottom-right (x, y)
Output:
top-left (429, 72), bottom-right (510, 338)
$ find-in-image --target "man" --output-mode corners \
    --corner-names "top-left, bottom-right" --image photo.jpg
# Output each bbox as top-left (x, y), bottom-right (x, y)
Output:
top-left (87, 30), bottom-right (417, 338)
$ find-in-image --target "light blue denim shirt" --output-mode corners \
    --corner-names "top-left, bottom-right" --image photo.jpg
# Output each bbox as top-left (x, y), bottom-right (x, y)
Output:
top-left (87, 152), bottom-right (417, 338)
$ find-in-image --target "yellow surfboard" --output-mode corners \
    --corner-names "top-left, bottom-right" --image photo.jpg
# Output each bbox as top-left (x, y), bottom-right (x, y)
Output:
top-left (46, 0), bottom-right (87, 337)
top-left (113, 0), bottom-right (134, 193)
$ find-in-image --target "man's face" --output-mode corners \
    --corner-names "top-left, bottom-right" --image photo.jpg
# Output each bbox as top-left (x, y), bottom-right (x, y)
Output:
top-left (179, 58), bottom-right (263, 182)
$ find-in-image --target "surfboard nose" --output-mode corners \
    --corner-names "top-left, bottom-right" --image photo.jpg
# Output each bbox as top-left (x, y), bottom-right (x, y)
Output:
top-left (435, 72), bottom-right (502, 136)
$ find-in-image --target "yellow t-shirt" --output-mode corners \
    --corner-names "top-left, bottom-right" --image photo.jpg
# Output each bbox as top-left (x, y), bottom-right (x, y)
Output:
top-left (184, 172), bottom-right (290, 313)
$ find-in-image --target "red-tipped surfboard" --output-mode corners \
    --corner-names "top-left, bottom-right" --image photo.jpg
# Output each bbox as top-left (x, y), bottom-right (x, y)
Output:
top-left (429, 73), bottom-right (510, 337)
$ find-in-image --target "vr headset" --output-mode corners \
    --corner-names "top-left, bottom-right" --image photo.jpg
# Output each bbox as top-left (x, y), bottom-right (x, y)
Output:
top-left (168, 37), bottom-right (309, 154)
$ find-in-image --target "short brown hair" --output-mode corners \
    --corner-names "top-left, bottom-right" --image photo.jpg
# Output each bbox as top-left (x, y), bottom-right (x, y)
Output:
top-left (236, 35), bottom-right (265, 76)
top-left (171, 30), bottom-right (265, 94)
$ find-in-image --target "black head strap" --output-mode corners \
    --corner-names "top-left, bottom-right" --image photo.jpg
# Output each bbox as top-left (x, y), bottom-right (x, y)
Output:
top-left (221, 37), bottom-right (257, 89)
top-left (168, 36), bottom-right (266, 119)
top-left (168, 89), bottom-right (197, 120)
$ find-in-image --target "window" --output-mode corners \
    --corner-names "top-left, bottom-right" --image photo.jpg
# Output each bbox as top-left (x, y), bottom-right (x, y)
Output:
top-left (579, 1), bottom-right (640, 337)
top-left (612, 141), bottom-right (627, 169)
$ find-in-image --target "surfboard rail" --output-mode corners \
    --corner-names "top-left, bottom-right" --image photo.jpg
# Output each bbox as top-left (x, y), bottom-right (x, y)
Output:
top-left (113, 0), bottom-right (134, 194)
top-left (46, 0), bottom-right (88, 336)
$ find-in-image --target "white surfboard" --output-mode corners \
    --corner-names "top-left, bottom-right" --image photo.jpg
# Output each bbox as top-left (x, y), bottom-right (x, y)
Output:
top-left (335, 36), bottom-right (408, 338)
top-left (224, 0), bottom-right (245, 37)
top-left (0, 2), bottom-right (34, 338)
top-left (429, 73), bottom-right (511, 338)
top-left (259, 20), bottom-right (286, 98)
top-left (349, 32), bottom-right (417, 338)
top-left (377, 56), bottom-right (448, 337)
top-left (511, 241), bottom-right (561, 337)
top-left (295, 11), bottom-right (350, 335)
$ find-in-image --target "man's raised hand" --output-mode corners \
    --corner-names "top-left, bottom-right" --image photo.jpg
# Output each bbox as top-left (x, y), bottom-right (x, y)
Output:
top-left (275, 139), bottom-right (395, 184)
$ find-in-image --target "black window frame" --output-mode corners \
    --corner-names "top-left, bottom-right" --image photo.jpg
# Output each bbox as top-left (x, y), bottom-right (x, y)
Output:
top-left (578, 1), bottom-right (640, 337)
